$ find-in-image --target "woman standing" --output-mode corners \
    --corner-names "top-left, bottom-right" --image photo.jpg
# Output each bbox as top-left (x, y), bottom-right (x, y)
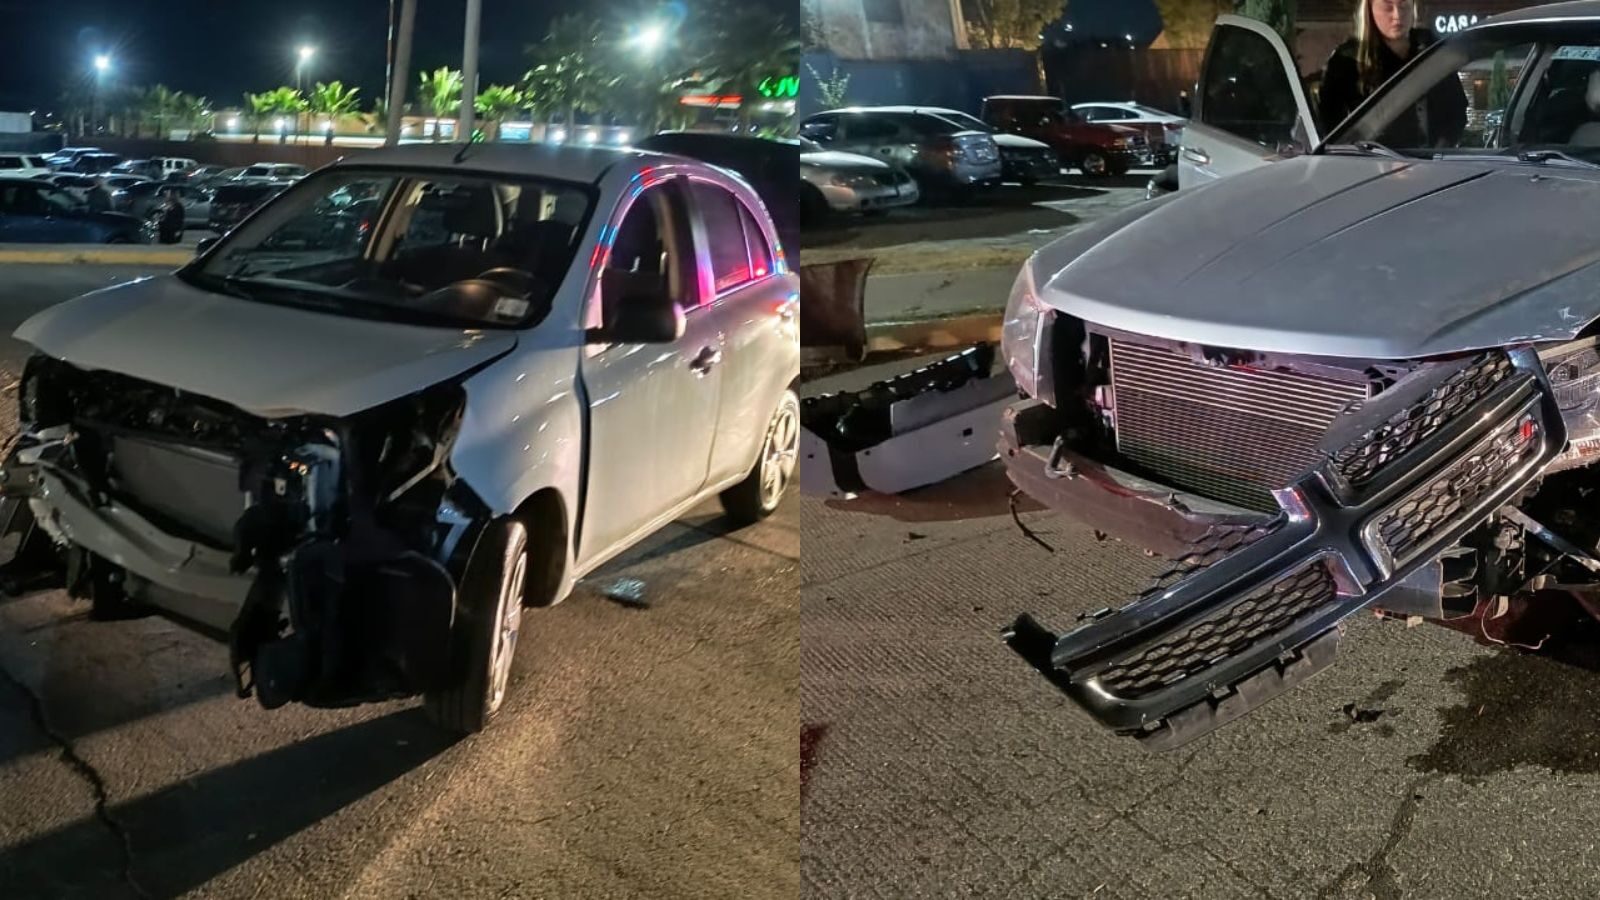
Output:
top-left (1318, 0), bottom-right (1467, 146)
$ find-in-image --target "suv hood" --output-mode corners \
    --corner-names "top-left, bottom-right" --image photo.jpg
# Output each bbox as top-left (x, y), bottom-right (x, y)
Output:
top-left (15, 274), bottom-right (518, 418)
top-left (1036, 155), bottom-right (1600, 359)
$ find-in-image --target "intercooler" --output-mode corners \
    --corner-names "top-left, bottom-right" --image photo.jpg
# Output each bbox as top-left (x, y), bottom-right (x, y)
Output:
top-left (108, 435), bottom-right (247, 548)
top-left (1108, 339), bottom-right (1371, 512)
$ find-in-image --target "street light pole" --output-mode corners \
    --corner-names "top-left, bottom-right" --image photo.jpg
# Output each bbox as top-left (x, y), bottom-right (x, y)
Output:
top-left (459, 0), bottom-right (482, 143)
top-left (385, 0), bottom-right (418, 146)
top-left (92, 54), bottom-right (110, 138)
top-left (297, 46), bottom-right (315, 145)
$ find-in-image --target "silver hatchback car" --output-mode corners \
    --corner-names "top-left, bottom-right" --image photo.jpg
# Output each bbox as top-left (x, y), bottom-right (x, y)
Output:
top-left (800, 107), bottom-right (1003, 194)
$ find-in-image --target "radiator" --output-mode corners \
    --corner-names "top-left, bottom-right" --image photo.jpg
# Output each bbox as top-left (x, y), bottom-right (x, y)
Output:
top-left (1108, 339), bottom-right (1371, 511)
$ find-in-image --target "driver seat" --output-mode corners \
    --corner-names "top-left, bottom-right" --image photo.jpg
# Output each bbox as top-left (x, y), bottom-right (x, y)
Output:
top-left (1569, 69), bottom-right (1600, 146)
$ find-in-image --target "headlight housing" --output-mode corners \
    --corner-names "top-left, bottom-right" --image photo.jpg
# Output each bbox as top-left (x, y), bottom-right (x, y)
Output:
top-left (1540, 338), bottom-right (1600, 469)
top-left (1111, 137), bottom-right (1129, 149)
top-left (1001, 260), bottom-right (1054, 404)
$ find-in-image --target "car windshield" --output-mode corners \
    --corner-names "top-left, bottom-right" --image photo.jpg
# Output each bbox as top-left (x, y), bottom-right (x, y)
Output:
top-left (1328, 22), bottom-right (1600, 164)
top-left (935, 111), bottom-right (994, 133)
top-left (187, 168), bottom-right (594, 329)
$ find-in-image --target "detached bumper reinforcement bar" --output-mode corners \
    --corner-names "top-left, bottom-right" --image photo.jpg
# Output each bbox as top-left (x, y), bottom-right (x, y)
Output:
top-left (1004, 349), bottom-right (1564, 749)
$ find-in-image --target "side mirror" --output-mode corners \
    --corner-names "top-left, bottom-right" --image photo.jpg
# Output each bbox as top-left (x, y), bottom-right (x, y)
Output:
top-left (586, 288), bottom-right (686, 345)
top-left (196, 236), bottom-right (219, 255)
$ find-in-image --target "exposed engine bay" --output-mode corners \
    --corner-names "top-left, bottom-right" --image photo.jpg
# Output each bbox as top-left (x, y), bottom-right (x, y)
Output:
top-left (0, 354), bottom-right (492, 710)
top-left (1001, 314), bottom-right (1600, 749)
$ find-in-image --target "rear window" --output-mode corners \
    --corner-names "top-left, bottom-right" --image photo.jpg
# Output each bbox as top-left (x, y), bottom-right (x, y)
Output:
top-left (0, 157), bottom-right (21, 168)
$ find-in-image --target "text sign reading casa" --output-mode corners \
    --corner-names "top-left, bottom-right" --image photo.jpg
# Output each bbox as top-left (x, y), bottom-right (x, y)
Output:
top-left (1435, 14), bottom-right (1480, 33)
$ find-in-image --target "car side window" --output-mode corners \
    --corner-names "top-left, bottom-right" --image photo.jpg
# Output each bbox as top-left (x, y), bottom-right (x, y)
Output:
top-left (841, 115), bottom-right (897, 142)
top-left (1199, 24), bottom-right (1300, 147)
top-left (737, 202), bottom-right (775, 277)
top-left (690, 181), bottom-right (759, 295)
top-left (595, 180), bottom-right (697, 332)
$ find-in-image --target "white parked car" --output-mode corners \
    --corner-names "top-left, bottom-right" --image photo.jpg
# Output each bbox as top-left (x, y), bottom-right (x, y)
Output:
top-left (1002, 6), bottom-right (1600, 750)
top-left (236, 163), bottom-right (308, 183)
top-left (799, 137), bottom-right (919, 222)
top-left (0, 154), bottom-right (53, 179)
top-left (1072, 101), bottom-right (1185, 164)
top-left (0, 143), bottom-right (799, 734)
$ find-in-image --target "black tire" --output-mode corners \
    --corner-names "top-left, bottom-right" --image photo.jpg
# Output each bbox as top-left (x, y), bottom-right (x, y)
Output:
top-left (424, 518), bottom-right (529, 735)
top-left (1019, 177), bottom-right (1038, 187)
top-left (801, 185), bottom-right (830, 226)
top-left (1081, 150), bottom-right (1110, 177)
top-left (720, 390), bottom-right (799, 524)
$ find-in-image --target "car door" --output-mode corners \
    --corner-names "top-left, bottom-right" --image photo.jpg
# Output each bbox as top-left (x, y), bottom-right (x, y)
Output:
top-left (682, 177), bottom-right (797, 487)
top-left (576, 175), bottom-right (723, 569)
top-left (1180, 14), bottom-right (1319, 189)
top-left (836, 114), bottom-right (908, 167)
top-left (0, 184), bottom-right (74, 242)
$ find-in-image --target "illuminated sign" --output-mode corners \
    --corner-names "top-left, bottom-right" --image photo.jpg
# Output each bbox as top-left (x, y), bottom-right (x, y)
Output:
top-left (1435, 14), bottom-right (1480, 33)
top-left (758, 75), bottom-right (799, 99)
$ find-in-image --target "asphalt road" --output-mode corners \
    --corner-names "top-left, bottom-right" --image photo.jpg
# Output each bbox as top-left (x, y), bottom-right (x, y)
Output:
top-left (0, 264), bottom-right (800, 899)
top-left (799, 364), bottom-right (1600, 900)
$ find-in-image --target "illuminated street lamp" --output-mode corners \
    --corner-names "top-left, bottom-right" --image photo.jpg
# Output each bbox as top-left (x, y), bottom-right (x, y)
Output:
top-left (90, 54), bottom-right (111, 137)
top-left (631, 22), bottom-right (667, 53)
top-left (296, 45), bottom-right (316, 143)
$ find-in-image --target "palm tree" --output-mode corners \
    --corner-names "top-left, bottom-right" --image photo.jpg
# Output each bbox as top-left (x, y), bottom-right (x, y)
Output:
top-left (696, 4), bottom-right (800, 130)
top-left (245, 92), bottom-right (273, 143)
top-left (523, 14), bottom-right (615, 129)
top-left (310, 81), bottom-right (361, 144)
top-left (418, 67), bottom-right (463, 140)
top-left (259, 86), bottom-right (307, 144)
top-left (474, 84), bottom-right (523, 141)
top-left (142, 84), bottom-right (180, 139)
top-left (362, 98), bottom-right (388, 135)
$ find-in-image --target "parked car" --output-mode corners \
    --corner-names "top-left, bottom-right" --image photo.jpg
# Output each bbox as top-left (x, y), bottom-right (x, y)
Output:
top-left (1072, 101), bottom-right (1185, 165)
top-left (151, 156), bottom-right (199, 180)
top-left (112, 159), bottom-right (158, 179)
top-left (798, 137), bottom-right (919, 223)
top-left (1000, 9), bottom-right (1600, 751)
top-left (0, 143), bottom-right (799, 734)
top-left (236, 163), bottom-right (308, 182)
top-left (902, 106), bottom-right (1061, 185)
top-left (42, 173), bottom-right (103, 202)
top-left (184, 164), bottom-right (229, 186)
top-left (122, 181), bottom-right (212, 226)
top-left (208, 181), bottom-right (289, 233)
top-left (44, 147), bottom-right (103, 168)
top-left (0, 154), bottom-right (52, 179)
top-left (980, 95), bottom-right (1147, 177)
top-left (101, 175), bottom-right (154, 211)
top-left (66, 152), bottom-right (124, 175)
top-left (0, 177), bottom-right (146, 243)
top-left (800, 107), bottom-right (1003, 197)
top-left (633, 131), bottom-right (798, 253)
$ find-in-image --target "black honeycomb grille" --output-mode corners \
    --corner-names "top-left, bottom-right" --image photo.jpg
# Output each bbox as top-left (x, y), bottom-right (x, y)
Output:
top-left (1098, 563), bottom-right (1338, 696)
top-left (1331, 354), bottom-right (1515, 487)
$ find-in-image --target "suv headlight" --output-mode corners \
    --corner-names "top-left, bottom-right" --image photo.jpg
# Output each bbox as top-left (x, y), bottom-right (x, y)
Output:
top-left (1001, 260), bottom-right (1054, 404)
top-left (1542, 339), bottom-right (1600, 446)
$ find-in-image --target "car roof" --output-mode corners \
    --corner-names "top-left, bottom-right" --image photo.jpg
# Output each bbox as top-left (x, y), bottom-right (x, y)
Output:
top-left (330, 142), bottom-right (673, 184)
top-left (984, 95), bottom-right (1060, 101)
top-left (1483, 1), bottom-right (1600, 25)
top-left (812, 106), bottom-right (958, 117)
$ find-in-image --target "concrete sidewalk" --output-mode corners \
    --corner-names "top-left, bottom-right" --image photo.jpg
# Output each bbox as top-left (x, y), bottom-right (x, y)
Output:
top-left (0, 243), bottom-right (195, 265)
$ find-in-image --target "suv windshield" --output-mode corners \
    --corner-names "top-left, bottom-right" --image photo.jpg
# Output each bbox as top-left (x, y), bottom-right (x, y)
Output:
top-left (1328, 22), bottom-right (1600, 164)
top-left (188, 168), bottom-right (594, 328)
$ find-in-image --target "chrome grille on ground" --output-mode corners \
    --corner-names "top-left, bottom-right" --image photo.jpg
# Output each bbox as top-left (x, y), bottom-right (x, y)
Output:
top-left (1109, 339), bottom-right (1370, 511)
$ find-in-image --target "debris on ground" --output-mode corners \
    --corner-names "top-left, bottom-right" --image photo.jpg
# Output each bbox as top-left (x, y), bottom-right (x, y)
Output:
top-left (601, 578), bottom-right (650, 609)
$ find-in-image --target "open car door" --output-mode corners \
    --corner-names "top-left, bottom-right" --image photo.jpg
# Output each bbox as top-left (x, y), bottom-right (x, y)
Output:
top-left (1179, 15), bottom-right (1321, 189)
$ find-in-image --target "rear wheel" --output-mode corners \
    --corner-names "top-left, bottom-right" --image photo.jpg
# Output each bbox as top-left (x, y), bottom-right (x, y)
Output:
top-left (424, 518), bottom-right (528, 735)
top-left (1081, 151), bottom-right (1110, 176)
top-left (721, 390), bottom-right (799, 524)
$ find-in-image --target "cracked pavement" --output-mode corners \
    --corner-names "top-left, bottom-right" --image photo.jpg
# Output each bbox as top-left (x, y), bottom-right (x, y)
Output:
top-left (800, 448), bottom-right (1600, 899)
top-left (0, 265), bottom-right (799, 899)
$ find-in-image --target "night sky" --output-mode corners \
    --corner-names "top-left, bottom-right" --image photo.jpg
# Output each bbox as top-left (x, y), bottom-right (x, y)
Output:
top-left (0, 0), bottom-right (596, 114)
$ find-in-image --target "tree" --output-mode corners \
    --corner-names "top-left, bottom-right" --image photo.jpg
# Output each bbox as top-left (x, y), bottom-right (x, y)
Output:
top-left (694, 2), bottom-right (801, 129)
top-left (1487, 50), bottom-right (1511, 111)
top-left (962, 0), bottom-right (1063, 50)
top-left (362, 98), bottom-right (389, 135)
top-left (806, 63), bottom-right (851, 109)
top-left (474, 84), bottom-right (524, 140)
top-left (1154, 0), bottom-right (1232, 49)
top-left (419, 67), bottom-right (463, 140)
top-left (245, 92), bottom-right (274, 143)
top-left (523, 14), bottom-right (614, 128)
top-left (1235, 0), bottom-right (1295, 48)
top-left (310, 81), bottom-right (361, 144)
top-left (257, 86), bottom-right (307, 143)
top-left (142, 85), bottom-right (181, 140)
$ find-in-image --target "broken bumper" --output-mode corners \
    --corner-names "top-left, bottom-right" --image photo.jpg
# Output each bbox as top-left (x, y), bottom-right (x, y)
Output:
top-left (1004, 350), bottom-right (1564, 749)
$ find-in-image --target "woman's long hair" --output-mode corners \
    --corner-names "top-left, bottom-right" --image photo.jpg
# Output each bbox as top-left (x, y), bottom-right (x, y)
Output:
top-left (1354, 0), bottom-right (1418, 94)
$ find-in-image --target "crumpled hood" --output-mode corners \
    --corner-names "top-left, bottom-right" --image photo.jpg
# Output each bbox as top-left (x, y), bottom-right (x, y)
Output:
top-left (15, 274), bottom-right (518, 418)
top-left (1036, 155), bottom-right (1600, 359)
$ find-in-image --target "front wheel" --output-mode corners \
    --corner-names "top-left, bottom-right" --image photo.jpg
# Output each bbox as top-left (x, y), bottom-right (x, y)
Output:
top-left (720, 390), bottom-right (799, 524)
top-left (1080, 150), bottom-right (1110, 176)
top-left (424, 518), bottom-right (528, 734)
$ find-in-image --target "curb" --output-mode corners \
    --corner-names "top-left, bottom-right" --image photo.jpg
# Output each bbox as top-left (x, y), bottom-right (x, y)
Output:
top-left (865, 311), bottom-right (1002, 352)
top-left (0, 248), bottom-right (193, 265)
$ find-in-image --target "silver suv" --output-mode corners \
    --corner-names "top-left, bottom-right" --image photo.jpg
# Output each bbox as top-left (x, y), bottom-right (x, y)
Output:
top-left (800, 108), bottom-right (1002, 195)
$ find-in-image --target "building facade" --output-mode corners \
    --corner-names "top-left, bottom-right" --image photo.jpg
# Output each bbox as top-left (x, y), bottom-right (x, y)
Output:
top-left (803, 0), bottom-right (969, 60)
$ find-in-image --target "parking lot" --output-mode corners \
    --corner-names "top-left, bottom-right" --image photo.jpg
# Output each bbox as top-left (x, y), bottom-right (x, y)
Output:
top-left (798, 359), bottom-right (1600, 900)
top-left (0, 264), bottom-right (800, 899)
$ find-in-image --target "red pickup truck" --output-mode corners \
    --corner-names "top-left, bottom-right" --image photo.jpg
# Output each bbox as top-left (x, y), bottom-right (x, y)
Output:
top-left (980, 95), bottom-right (1147, 177)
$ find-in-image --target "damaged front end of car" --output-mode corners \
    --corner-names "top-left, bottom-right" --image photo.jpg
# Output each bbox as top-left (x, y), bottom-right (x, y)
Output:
top-left (0, 353), bottom-right (493, 711)
top-left (1001, 322), bottom-right (1600, 750)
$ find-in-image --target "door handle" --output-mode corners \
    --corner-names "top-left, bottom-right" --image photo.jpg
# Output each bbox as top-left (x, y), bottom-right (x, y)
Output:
top-left (1182, 146), bottom-right (1211, 166)
top-left (689, 345), bottom-right (721, 376)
